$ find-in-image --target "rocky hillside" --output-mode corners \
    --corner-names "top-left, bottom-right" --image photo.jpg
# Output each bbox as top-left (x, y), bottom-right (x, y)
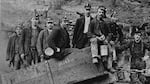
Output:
top-left (1, 0), bottom-right (150, 31)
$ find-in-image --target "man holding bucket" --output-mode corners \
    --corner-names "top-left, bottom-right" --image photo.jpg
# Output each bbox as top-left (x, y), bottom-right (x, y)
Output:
top-left (88, 6), bottom-right (111, 71)
top-left (46, 17), bottom-right (70, 59)
top-left (37, 17), bottom-right (54, 61)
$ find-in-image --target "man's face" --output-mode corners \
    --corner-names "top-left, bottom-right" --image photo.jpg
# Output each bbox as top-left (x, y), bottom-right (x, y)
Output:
top-left (16, 27), bottom-right (22, 35)
top-left (61, 21), bottom-right (69, 29)
top-left (134, 33), bottom-right (141, 43)
top-left (97, 9), bottom-right (105, 18)
top-left (46, 21), bottom-right (54, 29)
top-left (145, 24), bottom-right (150, 30)
top-left (31, 17), bottom-right (39, 28)
top-left (84, 8), bottom-right (91, 17)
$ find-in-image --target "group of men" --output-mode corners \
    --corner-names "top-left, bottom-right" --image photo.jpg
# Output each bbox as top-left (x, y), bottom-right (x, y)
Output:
top-left (6, 3), bottom-right (150, 84)
top-left (73, 4), bottom-right (123, 71)
top-left (6, 15), bottom-right (71, 70)
top-left (73, 3), bottom-right (150, 84)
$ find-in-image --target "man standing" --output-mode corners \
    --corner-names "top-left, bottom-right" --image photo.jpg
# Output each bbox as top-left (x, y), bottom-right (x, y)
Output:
top-left (37, 17), bottom-right (54, 61)
top-left (6, 25), bottom-right (24, 70)
top-left (72, 3), bottom-right (93, 49)
top-left (47, 18), bottom-right (70, 59)
top-left (116, 31), bottom-right (150, 84)
top-left (22, 16), bottom-right (42, 66)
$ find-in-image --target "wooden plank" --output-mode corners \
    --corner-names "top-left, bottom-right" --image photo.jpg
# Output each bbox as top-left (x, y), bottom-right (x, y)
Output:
top-left (48, 49), bottom-right (106, 84)
top-left (1, 48), bottom-right (107, 84)
top-left (1, 62), bottom-right (52, 84)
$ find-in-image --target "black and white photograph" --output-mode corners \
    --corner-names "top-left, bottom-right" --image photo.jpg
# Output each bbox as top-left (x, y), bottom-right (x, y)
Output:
top-left (0, 0), bottom-right (150, 84)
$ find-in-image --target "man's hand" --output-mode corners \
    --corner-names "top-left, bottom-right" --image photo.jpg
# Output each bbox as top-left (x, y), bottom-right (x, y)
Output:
top-left (96, 35), bottom-right (105, 41)
top-left (142, 55), bottom-right (149, 61)
top-left (21, 54), bottom-right (25, 59)
top-left (110, 41), bottom-right (115, 45)
top-left (56, 48), bottom-right (60, 52)
top-left (104, 40), bottom-right (108, 44)
top-left (100, 35), bottom-right (105, 41)
top-left (40, 54), bottom-right (44, 62)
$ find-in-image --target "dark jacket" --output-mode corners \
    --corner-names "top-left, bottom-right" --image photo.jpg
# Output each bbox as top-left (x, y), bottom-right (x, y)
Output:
top-left (22, 27), bottom-right (42, 54)
top-left (107, 22), bottom-right (123, 42)
top-left (6, 33), bottom-right (24, 61)
top-left (48, 26), bottom-right (70, 52)
top-left (37, 29), bottom-right (52, 56)
top-left (72, 16), bottom-right (93, 47)
top-left (87, 17), bottom-right (110, 39)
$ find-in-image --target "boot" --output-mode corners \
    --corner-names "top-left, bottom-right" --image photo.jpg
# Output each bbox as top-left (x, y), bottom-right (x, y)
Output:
top-left (92, 57), bottom-right (99, 64)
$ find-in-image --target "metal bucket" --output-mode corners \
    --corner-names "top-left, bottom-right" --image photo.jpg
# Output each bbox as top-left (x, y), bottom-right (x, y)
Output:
top-left (100, 45), bottom-right (109, 56)
top-left (44, 47), bottom-right (54, 57)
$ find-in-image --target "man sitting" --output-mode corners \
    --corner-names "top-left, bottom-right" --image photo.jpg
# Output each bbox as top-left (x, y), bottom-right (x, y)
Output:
top-left (47, 17), bottom-right (70, 59)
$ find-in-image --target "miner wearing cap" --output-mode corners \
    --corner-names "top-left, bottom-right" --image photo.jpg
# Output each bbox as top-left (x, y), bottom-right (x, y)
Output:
top-left (47, 17), bottom-right (70, 59)
top-left (116, 30), bottom-right (150, 84)
top-left (21, 16), bottom-right (42, 66)
top-left (72, 3), bottom-right (93, 49)
top-left (6, 25), bottom-right (24, 70)
top-left (88, 6), bottom-right (110, 67)
top-left (37, 17), bottom-right (54, 61)
top-left (106, 22), bottom-right (124, 71)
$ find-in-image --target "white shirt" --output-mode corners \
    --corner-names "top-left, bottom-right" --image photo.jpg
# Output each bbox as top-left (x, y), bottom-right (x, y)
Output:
top-left (83, 16), bottom-right (91, 33)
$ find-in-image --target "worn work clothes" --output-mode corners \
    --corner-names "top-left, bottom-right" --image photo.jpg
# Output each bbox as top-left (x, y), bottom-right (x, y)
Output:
top-left (88, 17), bottom-right (110, 39)
top-left (13, 53), bottom-right (22, 70)
top-left (90, 38), bottom-right (104, 58)
top-left (108, 22), bottom-right (123, 42)
top-left (89, 17), bottom-right (118, 71)
top-left (27, 47), bottom-right (39, 64)
top-left (72, 16), bottom-right (93, 49)
top-left (31, 29), bottom-right (40, 47)
top-left (89, 17), bottom-right (110, 58)
top-left (90, 37), bottom-right (115, 70)
top-left (116, 41), bottom-right (150, 62)
top-left (116, 41), bottom-right (150, 83)
top-left (48, 26), bottom-right (70, 53)
top-left (37, 29), bottom-right (52, 56)
top-left (22, 28), bottom-right (41, 54)
top-left (22, 27), bottom-right (41, 65)
top-left (6, 33), bottom-right (24, 69)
